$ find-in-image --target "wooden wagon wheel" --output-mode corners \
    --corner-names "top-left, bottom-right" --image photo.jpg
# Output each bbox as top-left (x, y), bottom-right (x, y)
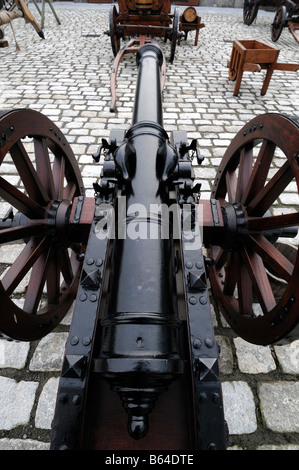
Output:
top-left (227, 47), bottom-right (239, 81)
top-left (243, 0), bottom-right (260, 25)
top-left (271, 5), bottom-right (287, 42)
top-left (0, 109), bottom-right (84, 341)
top-left (109, 5), bottom-right (120, 57)
top-left (170, 7), bottom-right (179, 63)
top-left (208, 113), bottom-right (299, 345)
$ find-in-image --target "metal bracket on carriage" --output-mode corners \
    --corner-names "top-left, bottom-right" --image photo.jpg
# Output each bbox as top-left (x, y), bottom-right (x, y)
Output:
top-left (68, 196), bottom-right (95, 244)
top-left (178, 138), bottom-right (204, 166)
top-left (92, 137), bottom-right (118, 162)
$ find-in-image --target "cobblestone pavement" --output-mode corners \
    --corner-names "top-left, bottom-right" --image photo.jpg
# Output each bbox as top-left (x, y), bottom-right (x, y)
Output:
top-left (0, 2), bottom-right (299, 451)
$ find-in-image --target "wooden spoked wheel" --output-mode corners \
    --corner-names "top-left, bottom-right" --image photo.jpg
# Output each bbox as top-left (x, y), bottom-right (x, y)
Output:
top-left (243, 0), bottom-right (259, 25)
top-left (109, 5), bottom-right (120, 57)
top-left (170, 7), bottom-right (179, 63)
top-left (208, 114), bottom-right (299, 345)
top-left (228, 48), bottom-right (240, 81)
top-left (271, 6), bottom-right (287, 42)
top-left (0, 109), bottom-right (84, 341)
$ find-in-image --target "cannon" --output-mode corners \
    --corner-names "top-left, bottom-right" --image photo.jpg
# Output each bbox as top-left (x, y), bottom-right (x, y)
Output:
top-left (0, 0), bottom-right (44, 48)
top-left (243, 0), bottom-right (280, 25)
top-left (0, 43), bottom-right (299, 450)
top-left (243, 0), bottom-right (299, 43)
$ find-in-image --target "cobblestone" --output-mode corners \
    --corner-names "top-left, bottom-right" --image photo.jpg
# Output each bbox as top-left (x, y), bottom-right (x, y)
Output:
top-left (0, 2), bottom-right (298, 451)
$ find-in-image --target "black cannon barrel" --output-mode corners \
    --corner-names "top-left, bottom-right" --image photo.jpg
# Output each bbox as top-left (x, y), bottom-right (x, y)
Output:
top-left (95, 44), bottom-right (183, 440)
top-left (132, 44), bottom-right (164, 126)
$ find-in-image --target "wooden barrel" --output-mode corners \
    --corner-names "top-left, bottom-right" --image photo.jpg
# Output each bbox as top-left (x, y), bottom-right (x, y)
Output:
top-left (127, 0), bottom-right (162, 11)
top-left (135, 0), bottom-right (153, 9)
top-left (182, 6), bottom-right (197, 23)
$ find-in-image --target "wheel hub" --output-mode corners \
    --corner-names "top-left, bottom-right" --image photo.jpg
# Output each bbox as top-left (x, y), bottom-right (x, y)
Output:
top-left (220, 202), bottom-right (245, 250)
top-left (47, 199), bottom-right (72, 246)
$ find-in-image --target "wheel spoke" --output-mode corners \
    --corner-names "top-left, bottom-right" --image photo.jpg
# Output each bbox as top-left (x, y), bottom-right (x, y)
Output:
top-left (236, 144), bottom-right (253, 202)
top-left (214, 246), bottom-right (228, 269)
top-left (10, 141), bottom-right (51, 205)
top-left (0, 221), bottom-right (47, 244)
top-left (34, 137), bottom-right (55, 200)
top-left (1, 237), bottom-right (49, 295)
top-left (63, 181), bottom-right (77, 200)
top-left (237, 258), bottom-right (252, 315)
top-left (58, 247), bottom-right (74, 283)
top-left (241, 246), bottom-right (276, 313)
top-left (246, 234), bottom-right (294, 282)
top-left (241, 140), bottom-right (276, 206)
top-left (52, 155), bottom-right (66, 200)
top-left (246, 212), bottom-right (299, 233)
top-left (246, 161), bottom-right (293, 216)
top-left (46, 248), bottom-right (60, 306)
top-left (225, 170), bottom-right (237, 202)
top-left (23, 246), bottom-right (52, 314)
top-left (223, 251), bottom-right (239, 295)
top-left (0, 176), bottom-right (46, 219)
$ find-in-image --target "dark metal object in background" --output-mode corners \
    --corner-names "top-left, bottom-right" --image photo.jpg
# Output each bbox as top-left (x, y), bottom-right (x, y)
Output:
top-left (243, 0), bottom-right (299, 43)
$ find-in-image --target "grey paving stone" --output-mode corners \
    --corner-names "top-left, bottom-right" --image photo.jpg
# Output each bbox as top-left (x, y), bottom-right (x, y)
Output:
top-left (216, 335), bottom-right (234, 375)
top-left (35, 377), bottom-right (60, 430)
top-left (274, 340), bottom-right (299, 374)
top-left (0, 339), bottom-right (30, 369)
top-left (234, 337), bottom-right (276, 374)
top-left (258, 444), bottom-right (299, 450)
top-left (222, 381), bottom-right (257, 435)
top-left (29, 333), bottom-right (68, 372)
top-left (259, 382), bottom-right (299, 432)
top-left (0, 438), bottom-right (50, 450)
top-left (0, 376), bottom-right (38, 430)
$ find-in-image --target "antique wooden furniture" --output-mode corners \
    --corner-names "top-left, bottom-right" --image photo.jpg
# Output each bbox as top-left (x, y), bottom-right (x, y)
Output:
top-left (178, 6), bottom-right (205, 46)
top-left (227, 39), bottom-right (299, 96)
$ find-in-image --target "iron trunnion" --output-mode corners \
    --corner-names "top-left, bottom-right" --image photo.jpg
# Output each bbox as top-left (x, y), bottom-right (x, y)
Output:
top-left (50, 44), bottom-right (227, 450)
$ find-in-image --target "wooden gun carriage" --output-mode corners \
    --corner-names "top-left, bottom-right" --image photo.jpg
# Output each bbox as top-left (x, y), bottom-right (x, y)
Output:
top-left (107, 0), bottom-right (178, 112)
top-left (0, 43), bottom-right (299, 450)
top-left (107, 0), bottom-right (204, 111)
top-left (243, 0), bottom-right (299, 43)
top-left (107, 0), bottom-right (179, 62)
